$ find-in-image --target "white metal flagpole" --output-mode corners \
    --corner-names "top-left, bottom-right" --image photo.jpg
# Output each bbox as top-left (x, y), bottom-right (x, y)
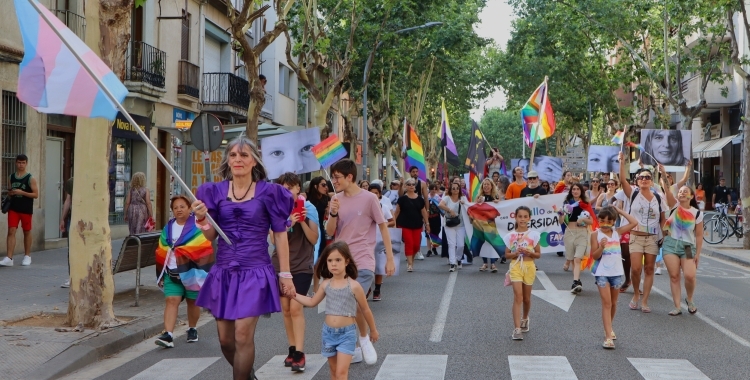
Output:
top-left (27, 0), bottom-right (232, 245)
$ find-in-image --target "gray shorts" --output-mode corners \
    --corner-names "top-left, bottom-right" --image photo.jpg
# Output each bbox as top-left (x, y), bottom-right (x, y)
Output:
top-left (356, 269), bottom-right (375, 293)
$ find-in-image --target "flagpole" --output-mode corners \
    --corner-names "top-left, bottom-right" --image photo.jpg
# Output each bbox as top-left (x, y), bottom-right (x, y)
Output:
top-left (27, 0), bottom-right (232, 245)
top-left (528, 76), bottom-right (548, 173)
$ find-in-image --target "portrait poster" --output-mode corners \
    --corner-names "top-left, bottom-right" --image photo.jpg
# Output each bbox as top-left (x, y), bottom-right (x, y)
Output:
top-left (510, 156), bottom-right (563, 183)
top-left (261, 127), bottom-right (321, 180)
top-left (587, 145), bottom-right (620, 173)
top-left (115, 180), bottom-right (125, 196)
top-left (114, 197), bottom-right (124, 212)
top-left (115, 164), bottom-right (125, 180)
top-left (639, 129), bottom-right (691, 171)
top-left (116, 146), bottom-right (126, 163)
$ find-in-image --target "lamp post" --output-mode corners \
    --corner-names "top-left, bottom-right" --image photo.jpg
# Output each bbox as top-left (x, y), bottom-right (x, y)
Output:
top-left (362, 22), bottom-right (443, 180)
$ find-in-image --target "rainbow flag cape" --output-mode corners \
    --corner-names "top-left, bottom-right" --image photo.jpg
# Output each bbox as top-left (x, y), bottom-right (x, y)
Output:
top-left (155, 216), bottom-right (214, 291)
top-left (611, 130), bottom-right (625, 145)
top-left (14, 0), bottom-right (128, 120)
top-left (468, 171), bottom-right (481, 202)
top-left (521, 79), bottom-right (556, 146)
top-left (312, 134), bottom-right (348, 168)
top-left (428, 233), bottom-right (442, 247)
top-left (402, 119), bottom-right (427, 181)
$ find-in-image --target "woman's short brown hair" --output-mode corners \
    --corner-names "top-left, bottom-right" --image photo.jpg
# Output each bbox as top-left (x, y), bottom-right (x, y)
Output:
top-left (170, 195), bottom-right (191, 210)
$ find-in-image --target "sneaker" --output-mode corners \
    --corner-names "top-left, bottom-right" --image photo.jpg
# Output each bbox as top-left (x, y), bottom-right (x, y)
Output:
top-left (449, 264), bottom-right (455, 272)
top-left (416, 252), bottom-right (425, 260)
top-left (655, 267), bottom-right (662, 275)
top-left (426, 251), bottom-right (433, 257)
top-left (186, 328), bottom-right (198, 342)
top-left (21, 256), bottom-right (31, 266)
top-left (500, 257), bottom-right (507, 264)
top-left (457, 262), bottom-right (462, 269)
top-left (61, 279), bottom-right (70, 288)
top-left (361, 339), bottom-right (377, 364)
top-left (155, 332), bottom-right (174, 348)
top-left (571, 280), bottom-right (582, 294)
top-left (292, 351), bottom-right (306, 372)
top-left (284, 346), bottom-right (295, 367)
top-left (372, 290), bottom-right (381, 301)
top-left (512, 328), bottom-right (524, 340)
top-left (0, 257), bottom-right (13, 267)
top-left (351, 347), bottom-right (363, 363)
top-left (520, 318), bottom-right (529, 333)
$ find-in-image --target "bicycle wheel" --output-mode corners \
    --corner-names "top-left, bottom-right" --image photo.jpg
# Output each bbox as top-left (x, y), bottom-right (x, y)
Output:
top-left (727, 216), bottom-right (744, 238)
top-left (703, 217), bottom-right (728, 244)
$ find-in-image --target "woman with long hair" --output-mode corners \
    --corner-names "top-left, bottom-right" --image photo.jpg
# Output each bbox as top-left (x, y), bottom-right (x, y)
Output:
top-left (192, 136), bottom-right (295, 379)
top-left (588, 178), bottom-right (603, 209)
top-left (124, 172), bottom-right (152, 235)
top-left (658, 165), bottom-right (703, 315)
top-left (643, 130), bottom-right (690, 166)
top-left (554, 171), bottom-right (575, 194)
top-left (307, 176), bottom-right (330, 293)
top-left (561, 183), bottom-right (594, 293)
top-left (618, 152), bottom-right (666, 313)
top-left (473, 178), bottom-right (505, 271)
top-left (393, 178), bottom-right (430, 272)
top-left (439, 182), bottom-right (467, 272)
top-left (540, 181), bottom-right (551, 194)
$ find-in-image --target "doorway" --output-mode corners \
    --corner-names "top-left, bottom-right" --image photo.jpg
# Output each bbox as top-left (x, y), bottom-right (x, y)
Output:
top-left (44, 138), bottom-right (64, 239)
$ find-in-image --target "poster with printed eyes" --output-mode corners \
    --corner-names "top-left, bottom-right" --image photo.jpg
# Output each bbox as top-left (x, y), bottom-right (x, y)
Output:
top-left (587, 145), bottom-right (620, 173)
top-left (510, 156), bottom-right (563, 183)
top-left (261, 127), bottom-right (321, 180)
top-left (639, 129), bottom-right (691, 171)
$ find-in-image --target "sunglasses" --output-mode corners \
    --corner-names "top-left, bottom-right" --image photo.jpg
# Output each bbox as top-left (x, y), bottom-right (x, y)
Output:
top-left (406, 183), bottom-right (416, 186)
top-left (592, 180), bottom-right (600, 183)
top-left (637, 175), bottom-right (652, 181)
top-left (527, 177), bottom-right (538, 180)
top-left (607, 182), bottom-right (616, 186)
top-left (320, 183), bottom-right (328, 187)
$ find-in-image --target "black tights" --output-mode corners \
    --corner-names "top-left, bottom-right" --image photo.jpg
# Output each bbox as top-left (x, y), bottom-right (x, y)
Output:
top-left (621, 242), bottom-right (631, 287)
top-left (217, 317), bottom-right (260, 380)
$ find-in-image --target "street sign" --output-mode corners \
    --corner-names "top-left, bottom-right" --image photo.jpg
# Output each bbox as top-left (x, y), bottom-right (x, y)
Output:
top-left (174, 120), bottom-right (192, 130)
top-left (190, 113), bottom-right (223, 152)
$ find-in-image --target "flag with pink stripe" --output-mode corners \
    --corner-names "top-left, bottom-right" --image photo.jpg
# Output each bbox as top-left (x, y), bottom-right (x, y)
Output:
top-left (14, 0), bottom-right (127, 120)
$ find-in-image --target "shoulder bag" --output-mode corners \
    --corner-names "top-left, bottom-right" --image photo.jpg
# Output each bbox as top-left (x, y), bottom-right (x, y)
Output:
top-left (445, 203), bottom-right (461, 227)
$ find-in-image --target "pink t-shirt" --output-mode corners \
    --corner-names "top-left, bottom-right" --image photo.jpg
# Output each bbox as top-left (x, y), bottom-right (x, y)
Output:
top-left (334, 189), bottom-right (386, 272)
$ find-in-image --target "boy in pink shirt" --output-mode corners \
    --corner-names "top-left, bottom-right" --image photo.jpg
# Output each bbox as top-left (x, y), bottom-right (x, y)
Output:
top-left (326, 159), bottom-right (394, 364)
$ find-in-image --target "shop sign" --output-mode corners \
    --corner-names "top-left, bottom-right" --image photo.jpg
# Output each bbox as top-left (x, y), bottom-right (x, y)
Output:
top-left (112, 112), bottom-right (151, 139)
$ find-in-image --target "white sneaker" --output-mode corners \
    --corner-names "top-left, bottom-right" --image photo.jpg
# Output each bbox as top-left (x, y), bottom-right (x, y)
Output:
top-left (0, 257), bottom-right (13, 267)
top-left (655, 267), bottom-right (662, 275)
top-left (361, 339), bottom-right (377, 364)
top-left (61, 279), bottom-right (70, 288)
top-left (351, 347), bottom-right (363, 363)
top-left (416, 252), bottom-right (425, 260)
top-left (21, 256), bottom-right (31, 266)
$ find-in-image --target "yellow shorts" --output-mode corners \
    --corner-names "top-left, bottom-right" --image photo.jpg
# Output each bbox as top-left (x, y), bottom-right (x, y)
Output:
top-left (509, 259), bottom-right (537, 286)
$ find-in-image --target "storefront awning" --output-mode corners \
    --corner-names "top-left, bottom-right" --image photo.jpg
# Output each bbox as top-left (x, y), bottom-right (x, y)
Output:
top-left (693, 135), bottom-right (737, 158)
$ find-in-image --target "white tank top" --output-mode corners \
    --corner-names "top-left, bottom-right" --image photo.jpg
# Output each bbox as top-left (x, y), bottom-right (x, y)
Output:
top-left (591, 229), bottom-right (624, 277)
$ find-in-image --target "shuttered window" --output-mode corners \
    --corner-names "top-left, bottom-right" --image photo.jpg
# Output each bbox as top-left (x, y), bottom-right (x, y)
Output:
top-left (181, 10), bottom-right (190, 61)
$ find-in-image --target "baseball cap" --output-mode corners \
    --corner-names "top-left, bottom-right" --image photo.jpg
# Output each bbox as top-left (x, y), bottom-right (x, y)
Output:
top-left (527, 170), bottom-right (539, 178)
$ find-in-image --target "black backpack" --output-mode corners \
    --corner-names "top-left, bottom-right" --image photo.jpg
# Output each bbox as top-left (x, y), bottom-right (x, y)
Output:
top-left (629, 189), bottom-right (664, 223)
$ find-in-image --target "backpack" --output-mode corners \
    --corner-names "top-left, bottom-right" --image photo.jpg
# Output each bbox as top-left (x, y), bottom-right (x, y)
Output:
top-left (629, 189), bottom-right (663, 216)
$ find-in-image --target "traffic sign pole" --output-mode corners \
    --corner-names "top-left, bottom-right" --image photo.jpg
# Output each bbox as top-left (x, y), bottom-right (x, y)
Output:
top-left (201, 112), bottom-right (212, 183)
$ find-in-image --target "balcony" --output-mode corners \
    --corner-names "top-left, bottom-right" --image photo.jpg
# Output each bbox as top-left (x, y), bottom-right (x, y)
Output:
top-left (261, 93), bottom-right (273, 119)
top-left (680, 74), bottom-right (742, 112)
top-left (53, 9), bottom-right (86, 41)
top-left (202, 73), bottom-right (250, 119)
top-left (124, 41), bottom-right (167, 101)
top-left (178, 60), bottom-right (200, 101)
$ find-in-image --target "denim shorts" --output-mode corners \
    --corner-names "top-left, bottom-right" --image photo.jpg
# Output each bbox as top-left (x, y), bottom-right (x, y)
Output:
top-left (321, 323), bottom-right (357, 358)
top-left (595, 275), bottom-right (625, 289)
top-left (356, 269), bottom-right (375, 293)
top-left (662, 236), bottom-right (696, 258)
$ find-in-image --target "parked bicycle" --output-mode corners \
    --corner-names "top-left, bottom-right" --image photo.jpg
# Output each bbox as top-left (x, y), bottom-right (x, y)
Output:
top-left (703, 203), bottom-right (744, 244)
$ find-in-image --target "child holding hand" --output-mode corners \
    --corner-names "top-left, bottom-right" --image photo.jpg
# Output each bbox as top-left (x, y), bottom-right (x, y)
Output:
top-left (504, 206), bottom-right (542, 341)
top-left (293, 241), bottom-right (379, 380)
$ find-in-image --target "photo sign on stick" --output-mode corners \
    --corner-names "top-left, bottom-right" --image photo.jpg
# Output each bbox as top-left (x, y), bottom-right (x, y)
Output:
top-left (587, 145), bottom-right (620, 173)
top-left (261, 127), bottom-right (321, 180)
top-left (638, 129), bottom-right (691, 171)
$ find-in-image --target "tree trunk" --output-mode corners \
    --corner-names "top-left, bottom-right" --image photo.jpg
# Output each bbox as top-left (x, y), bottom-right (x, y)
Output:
top-left (312, 97), bottom-right (335, 138)
top-left (66, 0), bottom-right (128, 328)
top-left (241, 50), bottom-right (263, 142)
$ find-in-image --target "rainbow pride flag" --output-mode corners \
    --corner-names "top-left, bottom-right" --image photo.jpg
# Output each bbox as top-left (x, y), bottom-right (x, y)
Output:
top-left (402, 120), bottom-right (427, 181)
top-left (625, 141), bottom-right (644, 151)
top-left (611, 130), bottom-right (625, 145)
top-left (468, 171), bottom-right (481, 202)
top-left (14, 0), bottom-right (128, 120)
top-left (428, 233), bottom-right (442, 247)
top-left (521, 79), bottom-right (556, 146)
top-left (312, 134), bottom-right (348, 168)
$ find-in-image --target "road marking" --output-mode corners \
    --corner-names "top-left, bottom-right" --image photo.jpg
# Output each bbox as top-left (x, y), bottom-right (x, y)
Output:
top-left (508, 355), bottom-right (577, 379)
top-left (256, 354), bottom-right (327, 379)
top-left (374, 354), bottom-right (447, 380)
top-left (531, 271), bottom-right (577, 312)
top-left (650, 286), bottom-right (750, 348)
top-left (429, 271), bottom-right (457, 342)
top-left (628, 358), bottom-right (710, 380)
top-left (129, 357), bottom-right (220, 380)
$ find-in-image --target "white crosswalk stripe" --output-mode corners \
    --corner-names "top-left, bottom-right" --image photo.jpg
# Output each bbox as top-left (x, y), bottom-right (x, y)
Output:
top-left (128, 357), bottom-right (220, 380)
top-left (508, 355), bottom-right (578, 380)
top-left (628, 358), bottom-right (711, 380)
top-left (374, 355), bottom-right (448, 380)
top-left (255, 354), bottom-right (328, 379)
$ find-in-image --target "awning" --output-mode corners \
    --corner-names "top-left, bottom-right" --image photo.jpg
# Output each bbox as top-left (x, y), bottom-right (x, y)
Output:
top-left (694, 134), bottom-right (737, 158)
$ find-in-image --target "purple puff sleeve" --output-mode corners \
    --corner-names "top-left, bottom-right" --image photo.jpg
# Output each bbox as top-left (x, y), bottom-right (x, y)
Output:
top-left (265, 182), bottom-right (294, 233)
top-left (196, 182), bottom-right (221, 222)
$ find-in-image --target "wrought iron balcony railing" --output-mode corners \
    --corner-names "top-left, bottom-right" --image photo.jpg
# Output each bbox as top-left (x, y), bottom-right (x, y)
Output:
top-left (202, 73), bottom-right (250, 109)
top-left (53, 9), bottom-right (86, 41)
top-left (125, 41), bottom-right (166, 88)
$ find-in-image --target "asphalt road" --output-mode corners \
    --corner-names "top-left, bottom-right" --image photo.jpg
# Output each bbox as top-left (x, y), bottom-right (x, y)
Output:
top-left (62, 251), bottom-right (750, 380)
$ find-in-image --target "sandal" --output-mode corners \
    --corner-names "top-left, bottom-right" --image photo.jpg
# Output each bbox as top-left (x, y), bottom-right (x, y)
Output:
top-left (629, 300), bottom-right (638, 310)
top-left (686, 298), bottom-right (697, 314)
top-left (407, 265), bottom-right (413, 272)
top-left (641, 305), bottom-right (651, 313)
top-left (619, 281), bottom-right (630, 293)
top-left (668, 309), bottom-right (682, 316)
top-left (602, 339), bottom-right (615, 349)
top-left (491, 264), bottom-right (498, 273)
top-left (479, 264), bottom-right (488, 272)
top-left (610, 331), bottom-right (617, 340)
top-left (563, 262), bottom-right (570, 271)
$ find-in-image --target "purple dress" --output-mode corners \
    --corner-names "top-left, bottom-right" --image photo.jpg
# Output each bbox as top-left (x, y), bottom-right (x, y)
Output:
top-left (195, 180), bottom-right (293, 320)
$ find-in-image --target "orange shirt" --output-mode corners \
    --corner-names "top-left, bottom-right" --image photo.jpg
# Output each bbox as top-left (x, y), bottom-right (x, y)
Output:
top-left (505, 181), bottom-right (527, 200)
top-left (695, 189), bottom-right (705, 202)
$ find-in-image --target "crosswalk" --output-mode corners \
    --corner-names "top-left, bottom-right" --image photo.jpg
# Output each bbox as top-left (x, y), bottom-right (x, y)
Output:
top-left (127, 354), bottom-right (711, 379)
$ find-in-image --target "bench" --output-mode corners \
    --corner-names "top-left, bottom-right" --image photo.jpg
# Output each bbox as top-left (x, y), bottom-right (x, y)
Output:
top-left (112, 232), bottom-right (161, 306)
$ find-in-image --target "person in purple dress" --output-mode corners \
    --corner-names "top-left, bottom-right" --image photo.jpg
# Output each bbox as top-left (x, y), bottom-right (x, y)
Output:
top-left (191, 136), bottom-right (295, 380)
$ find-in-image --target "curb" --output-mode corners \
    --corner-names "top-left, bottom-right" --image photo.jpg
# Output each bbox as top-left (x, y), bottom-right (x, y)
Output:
top-left (702, 246), bottom-right (750, 267)
top-left (25, 314), bottom-right (164, 380)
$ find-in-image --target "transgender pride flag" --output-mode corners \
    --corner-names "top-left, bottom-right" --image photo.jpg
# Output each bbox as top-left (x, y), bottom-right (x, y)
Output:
top-left (14, 0), bottom-right (128, 120)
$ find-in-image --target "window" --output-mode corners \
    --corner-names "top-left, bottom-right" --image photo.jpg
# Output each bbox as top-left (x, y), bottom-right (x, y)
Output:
top-left (109, 138), bottom-right (132, 224)
top-left (181, 10), bottom-right (191, 61)
top-left (279, 64), bottom-right (292, 98)
top-left (2, 91), bottom-right (26, 195)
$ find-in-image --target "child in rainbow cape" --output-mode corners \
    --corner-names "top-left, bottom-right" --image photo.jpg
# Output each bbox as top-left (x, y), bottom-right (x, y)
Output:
top-left (154, 195), bottom-right (215, 348)
top-left (588, 206), bottom-right (638, 349)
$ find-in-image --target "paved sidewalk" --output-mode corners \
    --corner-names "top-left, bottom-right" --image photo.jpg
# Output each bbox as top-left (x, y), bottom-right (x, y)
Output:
top-left (0, 238), bottom-right (187, 380)
top-left (702, 237), bottom-right (750, 267)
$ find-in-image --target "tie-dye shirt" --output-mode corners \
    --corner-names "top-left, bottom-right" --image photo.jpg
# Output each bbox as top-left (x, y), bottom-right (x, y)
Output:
top-left (502, 231), bottom-right (541, 259)
top-left (591, 229), bottom-right (623, 277)
top-left (665, 206), bottom-right (703, 245)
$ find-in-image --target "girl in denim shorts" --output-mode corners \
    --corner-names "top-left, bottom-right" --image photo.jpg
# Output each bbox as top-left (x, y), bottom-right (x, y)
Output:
top-left (589, 206), bottom-right (638, 349)
top-left (293, 241), bottom-right (379, 379)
